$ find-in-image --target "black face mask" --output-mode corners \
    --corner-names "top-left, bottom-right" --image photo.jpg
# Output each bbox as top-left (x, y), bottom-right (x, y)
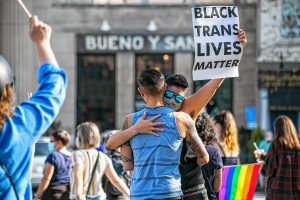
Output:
top-left (0, 55), bottom-right (14, 95)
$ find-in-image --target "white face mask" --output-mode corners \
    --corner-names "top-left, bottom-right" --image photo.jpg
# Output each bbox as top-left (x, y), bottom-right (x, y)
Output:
top-left (164, 97), bottom-right (183, 111)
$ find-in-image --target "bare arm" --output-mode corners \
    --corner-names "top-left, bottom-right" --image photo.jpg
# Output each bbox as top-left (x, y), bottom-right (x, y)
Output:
top-left (180, 79), bottom-right (224, 120)
top-left (213, 168), bottom-right (222, 192)
top-left (121, 142), bottom-right (134, 171)
top-left (181, 112), bottom-right (209, 165)
top-left (71, 163), bottom-right (85, 200)
top-left (105, 162), bottom-right (130, 197)
top-left (179, 29), bottom-right (247, 121)
top-left (106, 113), bottom-right (164, 150)
top-left (119, 115), bottom-right (134, 171)
top-left (34, 163), bottom-right (54, 200)
top-left (30, 16), bottom-right (58, 67)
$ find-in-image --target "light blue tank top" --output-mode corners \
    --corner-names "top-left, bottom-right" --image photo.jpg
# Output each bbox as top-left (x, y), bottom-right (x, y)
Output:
top-left (130, 107), bottom-right (183, 200)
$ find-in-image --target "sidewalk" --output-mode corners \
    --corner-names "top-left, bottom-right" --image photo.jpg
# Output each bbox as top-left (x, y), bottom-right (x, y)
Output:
top-left (253, 191), bottom-right (265, 200)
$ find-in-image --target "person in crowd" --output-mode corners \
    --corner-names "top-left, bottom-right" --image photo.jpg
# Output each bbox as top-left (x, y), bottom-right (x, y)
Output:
top-left (106, 28), bottom-right (247, 149)
top-left (196, 113), bottom-right (223, 200)
top-left (255, 115), bottom-right (300, 200)
top-left (34, 130), bottom-right (72, 200)
top-left (258, 131), bottom-right (272, 153)
top-left (106, 30), bottom-right (247, 199)
top-left (0, 16), bottom-right (67, 200)
top-left (257, 131), bottom-right (273, 189)
top-left (70, 122), bottom-right (130, 200)
top-left (103, 130), bottom-right (131, 200)
top-left (120, 69), bottom-right (209, 200)
top-left (214, 110), bottom-right (240, 166)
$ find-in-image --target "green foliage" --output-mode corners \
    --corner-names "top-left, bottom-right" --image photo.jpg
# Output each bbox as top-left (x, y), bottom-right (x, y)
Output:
top-left (239, 127), bottom-right (264, 164)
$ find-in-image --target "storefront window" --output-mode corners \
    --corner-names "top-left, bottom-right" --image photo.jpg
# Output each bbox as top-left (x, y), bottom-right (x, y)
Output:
top-left (77, 54), bottom-right (115, 131)
top-left (135, 54), bottom-right (174, 111)
top-left (193, 79), bottom-right (233, 117)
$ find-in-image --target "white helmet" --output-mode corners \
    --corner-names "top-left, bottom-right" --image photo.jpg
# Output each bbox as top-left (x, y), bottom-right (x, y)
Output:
top-left (0, 55), bottom-right (14, 95)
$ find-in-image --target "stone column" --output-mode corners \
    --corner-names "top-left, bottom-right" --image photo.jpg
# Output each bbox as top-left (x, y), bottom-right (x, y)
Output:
top-left (175, 53), bottom-right (193, 96)
top-left (116, 52), bottom-right (135, 129)
top-left (0, 0), bottom-right (35, 104)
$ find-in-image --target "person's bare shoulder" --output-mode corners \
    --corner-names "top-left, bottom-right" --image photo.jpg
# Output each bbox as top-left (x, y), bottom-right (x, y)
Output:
top-left (173, 111), bottom-right (193, 138)
top-left (122, 113), bottom-right (134, 129)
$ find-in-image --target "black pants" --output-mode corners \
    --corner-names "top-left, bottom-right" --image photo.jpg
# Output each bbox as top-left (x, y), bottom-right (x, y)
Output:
top-left (146, 197), bottom-right (183, 200)
top-left (182, 184), bottom-right (209, 200)
top-left (42, 185), bottom-right (70, 200)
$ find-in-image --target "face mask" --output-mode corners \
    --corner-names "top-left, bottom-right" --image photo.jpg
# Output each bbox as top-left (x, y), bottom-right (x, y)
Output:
top-left (48, 143), bottom-right (54, 152)
top-left (164, 97), bottom-right (182, 111)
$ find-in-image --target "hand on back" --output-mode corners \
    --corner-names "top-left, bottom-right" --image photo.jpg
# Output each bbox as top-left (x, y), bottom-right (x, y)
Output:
top-left (134, 112), bottom-right (165, 136)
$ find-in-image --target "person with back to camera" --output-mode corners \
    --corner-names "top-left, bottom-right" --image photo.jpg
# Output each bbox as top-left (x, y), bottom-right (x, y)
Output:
top-left (120, 69), bottom-right (209, 200)
top-left (70, 122), bottom-right (130, 200)
top-left (34, 130), bottom-right (72, 200)
top-left (195, 113), bottom-right (223, 200)
top-left (106, 30), bottom-right (247, 199)
top-left (254, 115), bottom-right (300, 200)
top-left (0, 16), bottom-right (67, 200)
top-left (213, 110), bottom-right (240, 166)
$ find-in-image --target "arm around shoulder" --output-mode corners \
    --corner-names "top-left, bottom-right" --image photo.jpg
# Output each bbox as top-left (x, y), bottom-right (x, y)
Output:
top-left (176, 112), bottom-right (209, 165)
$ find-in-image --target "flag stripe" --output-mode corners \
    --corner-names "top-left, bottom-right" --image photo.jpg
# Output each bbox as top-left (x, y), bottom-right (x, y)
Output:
top-left (230, 166), bottom-right (241, 200)
top-left (241, 165), bottom-right (254, 199)
top-left (225, 167), bottom-right (235, 200)
top-left (235, 166), bottom-right (248, 200)
top-left (219, 164), bottom-right (261, 200)
top-left (247, 164), bottom-right (261, 200)
top-left (219, 167), bottom-right (230, 200)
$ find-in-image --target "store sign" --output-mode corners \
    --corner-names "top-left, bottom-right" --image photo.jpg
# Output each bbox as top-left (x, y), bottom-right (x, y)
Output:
top-left (259, 69), bottom-right (300, 111)
top-left (258, 70), bottom-right (300, 89)
top-left (77, 34), bottom-right (195, 53)
top-left (191, 6), bottom-right (243, 81)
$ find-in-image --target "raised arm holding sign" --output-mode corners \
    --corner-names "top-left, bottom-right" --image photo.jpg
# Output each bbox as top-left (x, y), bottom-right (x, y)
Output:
top-left (192, 6), bottom-right (243, 81)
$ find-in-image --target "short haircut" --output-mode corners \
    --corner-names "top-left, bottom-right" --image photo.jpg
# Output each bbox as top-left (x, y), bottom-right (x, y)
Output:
top-left (195, 113), bottom-right (217, 145)
top-left (165, 74), bottom-right (188, 90)
top-left (76, 122), bottom-right (100, 149)
top-left (138, 69), bottom-right (165, 96)
top-left (51, 130), bottom-right (70, 146)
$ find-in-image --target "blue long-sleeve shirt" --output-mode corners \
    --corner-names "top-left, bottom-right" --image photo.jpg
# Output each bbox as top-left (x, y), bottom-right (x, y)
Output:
top-left (0, 64), bottom-right (67, 200)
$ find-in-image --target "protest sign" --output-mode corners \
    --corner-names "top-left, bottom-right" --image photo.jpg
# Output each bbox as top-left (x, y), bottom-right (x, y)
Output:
top-left (192, 6), bottom-right (243, 80)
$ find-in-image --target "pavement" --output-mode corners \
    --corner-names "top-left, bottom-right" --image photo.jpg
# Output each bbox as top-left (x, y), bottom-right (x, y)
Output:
top-left (253, 191), bottom-right (265, 200)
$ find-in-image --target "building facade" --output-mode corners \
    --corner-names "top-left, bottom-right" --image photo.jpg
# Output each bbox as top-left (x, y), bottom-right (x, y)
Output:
top-left (0, 0), bottom-right (258, 134)
top-left (257, 0), bottom-right (300, 132)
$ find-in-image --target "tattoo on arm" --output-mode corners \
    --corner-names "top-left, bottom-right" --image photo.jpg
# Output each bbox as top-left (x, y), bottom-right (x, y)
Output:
top-left (189, 111), bottom-right (196, 119)
top-left (121, 155), bottom-right (133, 162)
top-left (122, 117), bottom-right (129, 130)
top-left (183, 113), bottom-right (207, 159)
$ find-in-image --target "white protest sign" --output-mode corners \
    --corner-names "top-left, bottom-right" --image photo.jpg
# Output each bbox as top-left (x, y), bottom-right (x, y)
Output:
top-left (192, 6), bottom-right (243, 80)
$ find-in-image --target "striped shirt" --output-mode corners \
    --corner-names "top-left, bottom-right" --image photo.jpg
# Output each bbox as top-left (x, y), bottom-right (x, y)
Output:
top-left (70, 149), bottom-right (112, 199)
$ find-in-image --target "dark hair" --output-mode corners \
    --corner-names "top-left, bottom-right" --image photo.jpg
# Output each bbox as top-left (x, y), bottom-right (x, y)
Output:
top-left (51, 130), bottom-right (70, 146)
top-left (165, 74), bottom-right (188, 90)
top-left (195, 113), bottom-right (217, 145)
top-left (138, 69), bottom-right (165, 95)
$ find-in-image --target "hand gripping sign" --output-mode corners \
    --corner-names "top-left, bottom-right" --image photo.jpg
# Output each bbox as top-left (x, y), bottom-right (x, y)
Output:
top-left (192, 6), bottom-right (243, 81)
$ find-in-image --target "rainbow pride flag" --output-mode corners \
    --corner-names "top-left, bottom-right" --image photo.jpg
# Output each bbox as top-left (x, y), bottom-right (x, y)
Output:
top-left (219, 163), bottom-right (262, 200)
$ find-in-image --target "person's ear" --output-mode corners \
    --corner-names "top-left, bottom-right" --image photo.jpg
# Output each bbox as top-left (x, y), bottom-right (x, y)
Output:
top-left (163, 83), bottom-right (167, 91)
top-left (138, 87), bottom-right (144, 97)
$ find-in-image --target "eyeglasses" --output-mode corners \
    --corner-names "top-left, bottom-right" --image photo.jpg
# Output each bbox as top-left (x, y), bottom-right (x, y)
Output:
top-left (164, 90), bottom-right (185, 103)
top-left (50, 140), bottom-right (56, 143)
